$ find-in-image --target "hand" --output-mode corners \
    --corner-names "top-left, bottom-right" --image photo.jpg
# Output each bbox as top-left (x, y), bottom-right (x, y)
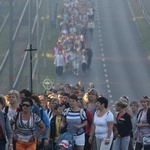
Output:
top-left (37, 138), bottom-right (42, 145)
top-left (8, 144), bottom-right (13, 150)
top-left (44, 139), bottom-right (49, 146)
top-left (12, 134), bottom-right (18, 141)
top-left (29, 136), bottom-right (36, 142)
top-left (74, 125), bottom-right (81, 129)
top-left (136, 123), bottom-right (143, 128)
top-left (105, 138), bottom-right (110, 145)
top-left (88, 136), bottom-right (93, 144)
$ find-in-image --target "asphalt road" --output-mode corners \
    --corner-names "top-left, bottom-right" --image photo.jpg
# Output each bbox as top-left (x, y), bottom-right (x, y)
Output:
top-left (55, 0), bottom-right (150, 108)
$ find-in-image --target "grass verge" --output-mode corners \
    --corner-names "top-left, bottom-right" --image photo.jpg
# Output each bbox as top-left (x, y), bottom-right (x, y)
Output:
top-left (129, 0), bottom-right (150, 52)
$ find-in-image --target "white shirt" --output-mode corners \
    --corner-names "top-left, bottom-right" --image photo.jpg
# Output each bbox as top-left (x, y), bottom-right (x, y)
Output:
top-left (94, 110), bottom-right (114, 140)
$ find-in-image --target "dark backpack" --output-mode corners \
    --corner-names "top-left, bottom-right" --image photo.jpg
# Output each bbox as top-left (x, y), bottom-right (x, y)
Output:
top-left (4, 106), bottom-right (19, 129)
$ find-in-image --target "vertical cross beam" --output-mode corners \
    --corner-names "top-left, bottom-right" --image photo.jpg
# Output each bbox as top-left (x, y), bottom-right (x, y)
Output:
top-left (25, 44), bottom-right (37, 93)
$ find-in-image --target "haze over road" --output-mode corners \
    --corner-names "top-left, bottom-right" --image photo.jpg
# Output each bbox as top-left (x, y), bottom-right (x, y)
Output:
top-left (55, 0), bottom-right (150, 107)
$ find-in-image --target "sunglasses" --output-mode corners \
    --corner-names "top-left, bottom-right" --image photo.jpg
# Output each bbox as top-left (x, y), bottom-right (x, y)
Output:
top-left (22, 103), bottom-right (30, 107)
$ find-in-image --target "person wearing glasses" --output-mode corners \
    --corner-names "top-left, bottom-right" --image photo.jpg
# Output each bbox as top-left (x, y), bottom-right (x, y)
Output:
top-left (10, 98), bottom-right (45, 150)
top-left (134, 96), bottom-right (150, 150)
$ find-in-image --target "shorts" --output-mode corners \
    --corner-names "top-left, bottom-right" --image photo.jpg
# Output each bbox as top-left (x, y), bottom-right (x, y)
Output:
top-left (73, 133), bottom-right (85, 146)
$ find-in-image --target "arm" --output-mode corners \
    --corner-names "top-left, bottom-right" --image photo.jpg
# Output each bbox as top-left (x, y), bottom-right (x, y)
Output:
top-left (42, 111), bottom-right (50, 145)
top-left (6, 117), bottom-right (13, 150)
top-left (88, 122), bottom-right (95, 144)
top-left (105, 121), bottom-right (113, 144)
top-left (35, 121), bottom-right (46, 139)
top-left (10, 116), bottom-right (18, 141)
top-left (75, 120), bottom-right (87, 129)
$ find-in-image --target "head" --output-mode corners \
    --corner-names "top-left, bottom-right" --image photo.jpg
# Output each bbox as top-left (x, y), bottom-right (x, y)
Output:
top-left (59, 140), bottom-right (69, 150)
top-left (115, 100), bottom-right (128, 112)
top-left (21, 98), bottom-right (33, 112)
top-left (31, 94), bottom-right (41, 106)
top-left (51, 98), bottom-right (59, 110)
top-left (130, 101), bottom-right (139, 113)
top-left (89, 82), bottom-right (94, 89)
top-left (140, 96), bottom-right (150, 108)
top-left (8, 90), bottom-right (20, 105)
top-left (88, 88), bottom-right (98, 101)
top-left (57, 91), bottom-right (64, 104)
top-left (54, 104), bottom-right (63, 115)
top-left (69, 94), bottom-right (78, 108)
top-left (38, 94), bottom-right (47, 109)
top-left (19, 89), bottom-right (32, 101)
top-left (77, 97), bottom-right (85, 108)
top-left (62, 93), bottom-right (70, 103)
top-left (0, 95), bottom-right (6, 110)
top-left (96, 97), bottom-right (108, 110)
top-left (119, 96), bottom-right (130, 105)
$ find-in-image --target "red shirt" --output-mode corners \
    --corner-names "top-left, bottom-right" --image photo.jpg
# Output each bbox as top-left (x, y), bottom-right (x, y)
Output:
top-left (85, 109), bottom-right (93, 134)
top-left (0, 122), bottom-right (4, 138)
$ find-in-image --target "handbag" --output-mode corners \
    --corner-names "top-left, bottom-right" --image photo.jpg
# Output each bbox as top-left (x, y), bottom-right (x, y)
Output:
top-left (142, 134), bottom-right (150, 146)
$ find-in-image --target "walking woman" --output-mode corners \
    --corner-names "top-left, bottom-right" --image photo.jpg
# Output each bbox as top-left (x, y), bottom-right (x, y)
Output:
top-left (10, 98), bottom-right (45, 150)
top-left (89, 97), bottom-right (114, 150)
top-left (0, 95), bottom-right (13, 150)
top-left (112, 100), bottom-right (132, 150)
top-left (134, 96), bottom-right (150, 150)
top-left (81, 50), bottom-right (87, 76)
top-left (62, 94), bottom-right (87, 150)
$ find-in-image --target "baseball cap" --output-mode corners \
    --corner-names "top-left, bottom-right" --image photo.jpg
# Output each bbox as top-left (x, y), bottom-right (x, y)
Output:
top-left (59, 140), bottom-right (69, 148)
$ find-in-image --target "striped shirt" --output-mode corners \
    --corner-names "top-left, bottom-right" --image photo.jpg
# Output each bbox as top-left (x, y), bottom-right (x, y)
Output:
top-left (63, 108), bottom-right (87, 135)
top-left (12, 112), bottom-right (41, 141)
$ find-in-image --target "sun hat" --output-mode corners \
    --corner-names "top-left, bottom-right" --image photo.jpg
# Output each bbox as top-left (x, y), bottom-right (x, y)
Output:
top-left (59, 140), bottom-right (69, 148)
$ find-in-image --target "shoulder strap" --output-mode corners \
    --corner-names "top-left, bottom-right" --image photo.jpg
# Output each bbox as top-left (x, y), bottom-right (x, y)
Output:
top-left (137, 109), bottom-right (143, 123)
top-left (15, 111), bottom-right (20, 130)
top-left (65, 108), bottom-right (71, 116)
top-left (83, 108), bottom-right (91, 125)
top-left (5, 106), bottom-right (9, 115)
top-left (3, 112), bottom-right (7, 123)
top-left (80, 108), bottom-right (86, 121)
top-left (40, 108), bottom-right (43, 120)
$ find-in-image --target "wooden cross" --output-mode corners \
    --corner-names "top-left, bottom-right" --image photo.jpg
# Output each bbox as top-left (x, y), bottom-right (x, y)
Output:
top-left (25, 44), bottom-right (37, 93)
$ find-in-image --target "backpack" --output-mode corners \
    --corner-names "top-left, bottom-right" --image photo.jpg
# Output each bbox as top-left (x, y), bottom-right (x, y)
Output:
top-left (4, 106), bottom-right (20, 129)
top-left (3, 112), bottom-right (7, 123)
top-left (64, 108), bottom-right (86, 121)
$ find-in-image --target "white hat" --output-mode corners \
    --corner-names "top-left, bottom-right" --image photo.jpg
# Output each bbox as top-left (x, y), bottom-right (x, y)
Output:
top-left (59, 140), bottom-right (69, 148)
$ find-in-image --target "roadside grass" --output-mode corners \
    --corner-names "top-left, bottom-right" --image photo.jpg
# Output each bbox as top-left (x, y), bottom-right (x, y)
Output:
top-left (129, 0), bottom-right (150, 52)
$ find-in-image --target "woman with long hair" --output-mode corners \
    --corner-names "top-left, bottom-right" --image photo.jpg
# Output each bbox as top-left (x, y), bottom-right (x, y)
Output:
top-left (112, 100), bottom-right (132, 150)
top-left (134, 96), bottom-right (150, 150)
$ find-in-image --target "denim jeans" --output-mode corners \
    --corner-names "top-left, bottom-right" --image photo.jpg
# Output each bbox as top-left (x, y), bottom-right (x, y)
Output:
top-left (0, 138), bottom-right (6, 150)
top-left (112, 136), bottom-right (130, 150)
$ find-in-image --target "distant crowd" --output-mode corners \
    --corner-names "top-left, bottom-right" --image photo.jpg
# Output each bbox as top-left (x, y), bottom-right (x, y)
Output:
top-left (53, 0), bottom-right (94, 76)
top-left (0, 80), bottom-right (150, 150)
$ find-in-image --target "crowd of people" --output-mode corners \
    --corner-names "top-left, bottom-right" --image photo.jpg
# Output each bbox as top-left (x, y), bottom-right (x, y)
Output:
top-left (53, 0), bottom-right (94, 76)
top-left (0, 81), bottom-right (150, 150)
top-left (0, 0), bottom-right (150, 150)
